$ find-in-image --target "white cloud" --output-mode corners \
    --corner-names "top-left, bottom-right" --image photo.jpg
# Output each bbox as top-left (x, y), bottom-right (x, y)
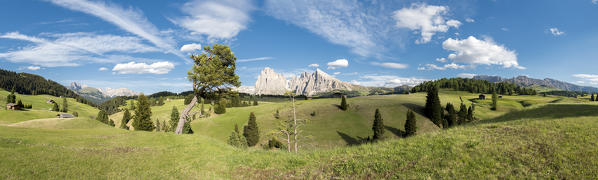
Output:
top-left (333, 72), bottom-right (341, 75)
top-left (308, 64), bottom-right (319, 68)
top-left (264, 0), bottom-right (386, 56)
top-left (237, 57), bottom-right (273, 63)
top-left (549, 28), bottom-right (565, 36)
top-left (112, 61), bottom-right (175, 74)
top-left (457, 73), bottom-right (476, 78)
top-left (0, 32), bottom-right (160, 67)
top-left (393, 3), bottom-right (461, 44)
top-left (436, 58), bottom-right (447, 62)
top-left (371, 62), bottom-right (408, 69)
top-left (98, 67), bottom-right (108, 71)
top-left (573, 74), bottom-right (598, 85)
top-left (465, 18), bottom-right (475, 23)
top-left (327, 59), bottom-right (349, 69)
top-left (354, 75), bottom-right (427, 87)
top-left (593, 0), bottom-right (598, 4)
top-left (180, 43), bottom-right (202, 52)
top-left (47, 0), bottom-right (179, 56)
top-left (501, 27), bottom-right (509, 32)
top-left (172, 0), bottom-right (254, 39)
top-left (418, 63), bottom-right (467, 70)
top-left (27, 66), bottom-right (41, 70)
top-left (441, 36), bottom-right (523, 69)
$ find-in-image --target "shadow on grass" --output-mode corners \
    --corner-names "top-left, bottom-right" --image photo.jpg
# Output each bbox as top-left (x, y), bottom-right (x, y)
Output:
top-left (385, 125), bottom-right (405, 138)
top-left (336, 131), bottom-right (369, 146)
top-left (402, 103), bottom-right (425, 117)
top-left (331, 104), bottom-right (343, 110)
top-left (483, 104), bottom-right (598, 124)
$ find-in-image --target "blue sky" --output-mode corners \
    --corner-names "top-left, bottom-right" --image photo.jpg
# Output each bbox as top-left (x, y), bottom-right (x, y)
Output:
top-left (1, 0), bottom-right (598, 94)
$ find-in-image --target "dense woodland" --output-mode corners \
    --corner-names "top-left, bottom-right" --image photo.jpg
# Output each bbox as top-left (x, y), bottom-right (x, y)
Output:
top-left (0, 69), bottom-right (96, 107)
top-left (412, 78), bottom-right (537, 95)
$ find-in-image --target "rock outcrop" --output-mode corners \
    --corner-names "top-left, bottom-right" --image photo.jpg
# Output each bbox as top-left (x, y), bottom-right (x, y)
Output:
top-left (250, 67), bottom-right (356, 96)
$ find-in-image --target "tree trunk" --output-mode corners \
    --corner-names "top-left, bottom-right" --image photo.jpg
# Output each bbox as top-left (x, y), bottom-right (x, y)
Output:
top-left (292, 95), bottom-right (298, 153)
top-left (175, 96), bottom-right (198, 134)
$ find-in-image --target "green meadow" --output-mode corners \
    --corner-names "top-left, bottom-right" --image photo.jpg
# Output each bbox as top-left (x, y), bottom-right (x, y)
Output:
top-left (1, 89), bottom-right (597, 178)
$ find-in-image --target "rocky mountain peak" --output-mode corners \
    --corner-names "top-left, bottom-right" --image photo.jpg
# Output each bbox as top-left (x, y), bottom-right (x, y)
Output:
top-left (250, 67), bottom-right (356, 96)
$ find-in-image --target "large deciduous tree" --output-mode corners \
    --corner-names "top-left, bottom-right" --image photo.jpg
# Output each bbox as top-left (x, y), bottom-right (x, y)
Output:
top-left (176, 44), bottom-right (241, 134)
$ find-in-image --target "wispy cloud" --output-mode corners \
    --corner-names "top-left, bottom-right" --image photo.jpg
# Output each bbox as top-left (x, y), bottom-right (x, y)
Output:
top-left (0, 32), bottom-right (161, 67)
top-left (47, 0), bottom-right (181, 58)
top-left (327, 59), bottom-right (349, 69)
top-left (27, 66), bottom-right (41, 70)
top-left (180, 43), bottom-right (202, 52)
top-left (264, 0), bottom-right (396, 57)
top-left (371, 62), bottom-right (408, 69)
top-left (308, 64), bottom-right (319, 68)
top-left (548, 27), bottom-right (565, 36)
top-left (237, 57), bottom-right (273, 63)
top-left (573, 74), bottom-right (598, 85)
top-left (171, 0), bottom-right (254, 40)
top-left (418, 63), bottom-right (467, 70)
top-left (457, 73), bottom-right (476, 78)
top-left (353, 75), bottom-right (427, 87)
top-left (112, 61), bottom-right (175, 74)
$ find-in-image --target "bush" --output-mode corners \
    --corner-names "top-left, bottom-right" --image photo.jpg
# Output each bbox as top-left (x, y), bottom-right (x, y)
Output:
top-left (266, 137), bottom-right (286, 150)
top-left (72, 112), bottom-right (78, 117)
top-left (214, 101), bottom-right (226, 114)
top-left (310, 111), bottom-right (316, 116)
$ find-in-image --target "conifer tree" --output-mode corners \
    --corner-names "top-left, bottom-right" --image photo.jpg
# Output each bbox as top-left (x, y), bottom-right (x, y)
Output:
top-left (120, 109), bottom-right (131, 129)
top-left (7, 87), bottom-right (16, 104)
top-left (445, 103), bottom-right (457, 128)
top-left (372, 109), bottom-right (385, 140)
top-left (253, 99), bottom-right (258, 106)
top-left (156, 120), bottom-right (161, 131)
top-left (424, 85), bottom-right (442, 127)
top-left (183, 119), bottom-right (193, 134)
top-left (61, 96), bottom-right (68, 112)
top-left (52, 103), bottom-right (60, 112)
top-left (109, 119), bottom-right (115, 127)
top-left (404, 110), bottom-right (417, 137)
top-left (491, 91), bottom-right (498, 110)
top-left (243, 112), bottom-right (259, 146)
top-left (340, 95), bottom-right (348, 111)
top-left (274, 109), bottom-right (280, 119)
top-left (592, 94), bottom-right (596, 101)
top-left (467, 105), bottom-right (475, 122)
top-left (96, 110), bottom-right (108, 124)
top-left (132, 94), bottom-right (154, 131)
top-left (457, 103), bottom-right (467, 125)
top-left (227, 124), bottom-right (247, 148)
top-left (170, 106), bottom-right (179, 132)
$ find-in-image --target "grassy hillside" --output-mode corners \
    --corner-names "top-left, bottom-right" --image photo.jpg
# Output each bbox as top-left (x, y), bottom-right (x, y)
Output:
top-left (0, 89), bottom-right (99, 124)
top-left (192, 90), bottom-right (569, 149)
top-left (109, 99), bottom-right (211, 129)
top-left (0, 102), bottom-right (596, 179)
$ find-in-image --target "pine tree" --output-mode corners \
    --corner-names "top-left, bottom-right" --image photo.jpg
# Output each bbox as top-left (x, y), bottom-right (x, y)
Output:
top-left (457, 103), bottom-right (467, 125)
top-left (445, 103), bottom-right (456, 128)
top-left (404, 110), bottom-right (417, 137)
top-left (156, 120), bottom-right (161, 132)
top-left (340, 95), bottom-right (348, 111)
top-left (183, 119), bottom-right (193, 134)
top-left (425, 85), bottom-right (442, 127)
top-left (274, 109), bottom-right (280, 119)
top-left (169, 106), bottom-right (179, 132)
top-left (243, 112), bottom-right (259, 146)
top-left (96, 110), bottom-right (108, 124)
top-left (132, 94), bottom-right (154, 131)
top-left (120, 109), bottom-right (131, 129)
top-left (491, 91), bottom-right (498, 110)
top-left (129, 100), bottom-right (136, 111)
top-left (109, 119), bottom-right (115, 127)
top-left (61, 96), bottom-right (68, 112)
top-left (253, 99), bottom-right (258, 106)
top-left (372, 109), bottom-right (385, 140)
top-left (467, 105), bottom-right (475, 122)
top-left (52, 103), bottom-right (60, 112)
top-left (7, 87), bottom-right (16, 104)
top-left (227, 124), bottom-right (247, 148)
top-left (592, 94), bottom-right (596, 101)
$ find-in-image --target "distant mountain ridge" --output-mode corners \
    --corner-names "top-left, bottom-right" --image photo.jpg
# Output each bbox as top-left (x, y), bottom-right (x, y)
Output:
top-left (473, 75), bottom-right (598, 93)
top-left (237, 67), bottom-right (363, 96)
top-left (68, 82), bottom-right (138, 104)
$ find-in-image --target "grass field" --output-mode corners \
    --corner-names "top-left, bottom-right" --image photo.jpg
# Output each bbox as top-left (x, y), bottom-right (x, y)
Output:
top-left (1, 89), bottom-right (597, 178)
